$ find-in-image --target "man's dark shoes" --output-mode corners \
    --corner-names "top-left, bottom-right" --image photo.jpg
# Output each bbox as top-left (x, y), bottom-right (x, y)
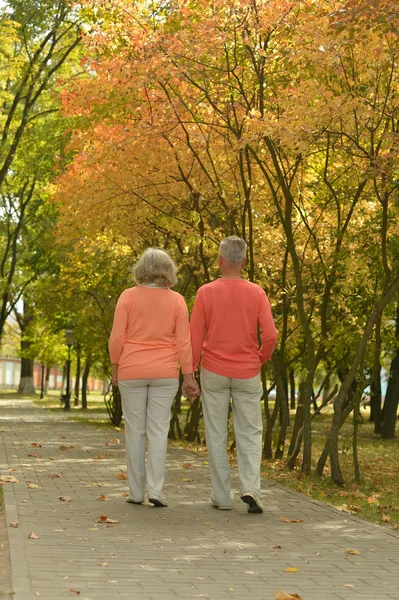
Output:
top-left (149, 497), bottom-right (168, 507)
top-left (241, 492), bottom-right (263, 514)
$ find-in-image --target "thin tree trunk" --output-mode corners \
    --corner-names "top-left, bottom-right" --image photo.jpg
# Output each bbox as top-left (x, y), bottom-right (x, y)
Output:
top-left (44, 366), bottom-right (50, 394)
top-left (289, 369), bottom-right (296, 410)
top-left (370, 328), bottom-right (382, 433)
top-left (74, 348), bottom-right (81, 406)
top-left (81, 359), bottom-right (90, 410)
top-left (17, 300), bottom-right (35, 394)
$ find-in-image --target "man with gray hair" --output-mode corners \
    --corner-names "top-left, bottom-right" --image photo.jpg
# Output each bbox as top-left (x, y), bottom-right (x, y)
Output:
top-left (190, 236), bottom-right (278, 513)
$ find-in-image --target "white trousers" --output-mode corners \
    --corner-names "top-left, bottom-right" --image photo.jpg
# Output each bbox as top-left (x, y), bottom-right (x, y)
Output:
top-left (200, 368), bottom-right (263, 508)
top-left (118, 378), bottom-right (178, 502)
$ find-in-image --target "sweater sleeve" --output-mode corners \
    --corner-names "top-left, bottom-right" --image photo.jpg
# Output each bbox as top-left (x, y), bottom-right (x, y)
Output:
top-left (108, 292), bottom-right (128, 364)
top-left (175, 296), bottom-right (193, 374)
top-left (190, 289), bottom-right (206, 372)
top-left (258, 293), bottom-right (278, 363)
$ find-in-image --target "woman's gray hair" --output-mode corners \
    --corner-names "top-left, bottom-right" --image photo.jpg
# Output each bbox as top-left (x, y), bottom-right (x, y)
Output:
top-left (219, 236), bottom-right (247, 264)
top-left (132, 248), bottom-right (178, 288)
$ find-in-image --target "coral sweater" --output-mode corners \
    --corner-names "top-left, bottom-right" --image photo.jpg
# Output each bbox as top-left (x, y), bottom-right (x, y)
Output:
top-left (190, 279), bottom-right (278, 378)
top-left (109, 286), bottom-right (193, 380)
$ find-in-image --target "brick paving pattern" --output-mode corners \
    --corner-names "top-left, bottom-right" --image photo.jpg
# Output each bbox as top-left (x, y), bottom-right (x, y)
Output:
top-left (1, 398), bottom-right (399, 600)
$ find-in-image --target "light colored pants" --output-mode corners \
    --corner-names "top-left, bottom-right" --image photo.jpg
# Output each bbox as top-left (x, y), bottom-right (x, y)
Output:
top-left (118, 378), bottom-right (179, 502)
top-left (200, 368), bottom-right (263, 508)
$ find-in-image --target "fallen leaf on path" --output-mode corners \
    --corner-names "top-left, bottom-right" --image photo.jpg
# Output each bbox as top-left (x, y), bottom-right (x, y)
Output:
top-left (182, 463), bottom-right (194, 469)
top-left (114, 471), bottom-right (128, 480)
top-left (9, 468), bottom-right (17, 472)
top-left (95, 454), bottom-right (106, 460)
top-left (59, 496), bottom-right (73, 502)
top-left (202, 521), bottom-right (210, 526)
top-left (69, 590), bottom-right (80, 595)
top-left (122, 492), bottom-right (129, 497)
top-left (97, 515), bottom-right (119, 524)
top-left (344, 584), bottom-right (355, 588)
top-left (27, 453), bottom-right (40, 458)
top-left (60, 436), bottom-right (66, 439)
top-left (0, 476), bottom-right (20, 484)
top-left (284, 567), bottom-right (299, 573)
top-left (97, 562), bottom-right (109, 567)
top-left (97, 495), bottom-right (111, 502)
top-left (280, 516), bottom-right (304, 523)
top-left (45, 473), bottom-right (62, 478)
top-left (26, 483), bottom-right (40, 489)
top-left (275, 591), bottom-right (303, 600)
top-left (31, 443), bottom-right (42, 448)
top-left (181, 477), bottom-right (193, 482)
top-left (28, 532), bottom-right (39, 539)
top-left (8, 522), bottom-right (19, 527)
top-left (345, 549), bottom-right (361, 555)
top-left (272, 545), bottom-right (282, 549)
top-left (59, 445), bottom-right (69, 451)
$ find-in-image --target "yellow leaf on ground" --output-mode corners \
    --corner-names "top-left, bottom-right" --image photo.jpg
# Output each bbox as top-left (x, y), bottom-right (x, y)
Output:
top-left (28, 532), bottom-right (39, 539)
top-left (345, 549), bottom-right (361, 555)
top-left (114, 471), bottom-right (128, 480)
top-left (181, 477), bottom-right (193, 482)
top-left (59, 496), bottom-right (72, 502)
top-left (8, 522), bottom-right (19, 527)
top-left (275, 591), bottom-right (303, 600)
top-left (284, 567), bottom-right (299, 573)
top-left (97, 515), bottom-right (119, 524)
top-left (280, 516), bottom-right (304, 523)
top-left (26, 483), bottom-right (39, 489)
top-left (0, 476), bottom-right (20, 484)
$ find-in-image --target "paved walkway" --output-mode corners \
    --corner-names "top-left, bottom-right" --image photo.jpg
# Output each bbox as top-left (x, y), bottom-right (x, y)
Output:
top-left (1, 399), bottom-right (399, 600)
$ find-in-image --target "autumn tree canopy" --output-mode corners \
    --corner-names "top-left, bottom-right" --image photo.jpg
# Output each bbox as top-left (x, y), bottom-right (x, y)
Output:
top-left (54, 0), bottom-right (399, 481)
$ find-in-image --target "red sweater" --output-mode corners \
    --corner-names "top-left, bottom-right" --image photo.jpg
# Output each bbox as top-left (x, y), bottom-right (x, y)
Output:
top-left (190, 279), bottom-right (278, 378)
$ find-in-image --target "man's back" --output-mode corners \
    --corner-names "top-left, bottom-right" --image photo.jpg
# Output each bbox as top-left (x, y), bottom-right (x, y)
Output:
top-left (190, 278), bottom-right (278, 378)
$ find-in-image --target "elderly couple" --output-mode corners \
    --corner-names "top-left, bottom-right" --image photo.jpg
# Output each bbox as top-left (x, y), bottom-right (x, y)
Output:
top-left (109, 237), bottom-right (278, 513)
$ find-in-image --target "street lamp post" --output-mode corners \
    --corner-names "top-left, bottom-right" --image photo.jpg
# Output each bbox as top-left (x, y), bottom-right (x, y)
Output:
top-left (40, 364), bottom-right (45, 399)
top-left (63, 329), bottom-right (75, 411)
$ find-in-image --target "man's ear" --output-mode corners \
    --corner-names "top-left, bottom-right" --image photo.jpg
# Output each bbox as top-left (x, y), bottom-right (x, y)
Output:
top-left (241, 257), bottom-right (247, 268)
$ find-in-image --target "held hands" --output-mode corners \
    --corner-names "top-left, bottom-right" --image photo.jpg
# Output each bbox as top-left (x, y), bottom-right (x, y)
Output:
top-left (182, 373), bottom-right (200, 404)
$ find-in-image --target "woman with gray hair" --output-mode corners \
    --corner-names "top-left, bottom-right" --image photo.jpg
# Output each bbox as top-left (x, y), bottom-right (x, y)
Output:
top-left (109, 248), bottom-right (199, 507)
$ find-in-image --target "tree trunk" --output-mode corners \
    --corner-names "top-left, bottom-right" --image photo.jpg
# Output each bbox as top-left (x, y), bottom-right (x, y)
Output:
top-left (369, 315), bottom-right (382, 432)
top-left (81, 359), bottom-right (91, 410)
top-left (74, 348), bottom-right (81, 406)
top-left (17, 301), bottom-right (35, 394)
top-left (44, 366), bottom-right (50, 394)
top-left (289, 369), bottom-right (296, 410)
top-left (316, 278), bottom-right (399, 481)
top-left (274, 356), bottom-right (289, 460)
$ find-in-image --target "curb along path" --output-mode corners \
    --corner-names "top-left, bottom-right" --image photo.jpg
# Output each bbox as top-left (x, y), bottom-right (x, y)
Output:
top-left (0, 399), bottom-right (399, 600)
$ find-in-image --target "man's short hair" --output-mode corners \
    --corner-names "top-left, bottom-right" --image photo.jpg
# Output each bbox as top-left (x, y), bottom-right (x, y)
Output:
top-left (219, 236), bottom-right (247, 264)
top-left (132, 248), bottom-right (178, 287)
